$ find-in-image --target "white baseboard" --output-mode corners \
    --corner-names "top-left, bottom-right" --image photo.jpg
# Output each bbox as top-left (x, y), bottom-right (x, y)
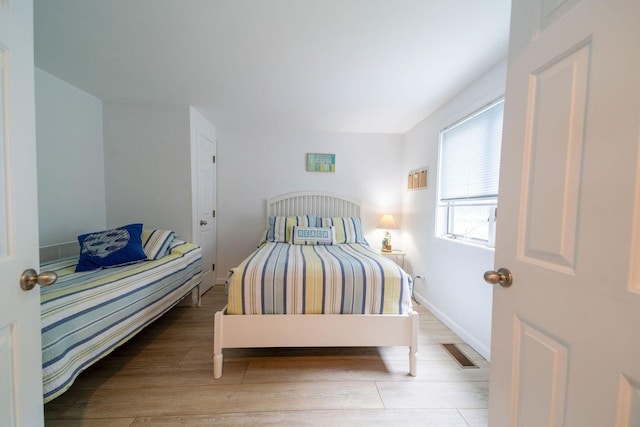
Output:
top-left (413, 291), bottom-right (491, 361)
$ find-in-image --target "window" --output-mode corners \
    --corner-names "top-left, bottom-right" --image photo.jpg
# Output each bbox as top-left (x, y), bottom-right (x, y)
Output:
top-left (437, 98), bottom-right (504, 247)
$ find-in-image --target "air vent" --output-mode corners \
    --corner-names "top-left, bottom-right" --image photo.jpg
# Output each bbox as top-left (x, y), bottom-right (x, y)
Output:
top-left (441, 343), bottom-right (478, 368)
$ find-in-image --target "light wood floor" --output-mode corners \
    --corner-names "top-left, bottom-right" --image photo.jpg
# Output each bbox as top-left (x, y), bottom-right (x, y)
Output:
top-left (44, 285), bottom-right (490, 426)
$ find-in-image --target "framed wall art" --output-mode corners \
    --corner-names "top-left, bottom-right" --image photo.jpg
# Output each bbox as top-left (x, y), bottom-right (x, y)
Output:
top-left (407, 167), bottom-right (428, 190)
top-left (306, 153), bottom-right (335, 173)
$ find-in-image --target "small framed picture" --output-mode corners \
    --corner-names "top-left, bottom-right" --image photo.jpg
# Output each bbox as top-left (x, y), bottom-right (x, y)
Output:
top-left (306, 153), bottom-right (335, 173)
top-left (408, 167), bottom-right (428, 190)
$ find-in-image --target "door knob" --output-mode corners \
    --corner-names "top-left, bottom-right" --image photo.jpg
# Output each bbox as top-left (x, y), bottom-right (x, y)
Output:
top-left (20, 269), bottom-right (58, 291)
top-left (200, 220), bottom-right (208, 226)
top-left (483, 267), bottom-right (513, 287)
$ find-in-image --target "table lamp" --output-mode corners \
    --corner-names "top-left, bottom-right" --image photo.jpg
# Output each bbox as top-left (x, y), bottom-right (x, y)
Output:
top-left (377, 214), bottom-right (399, 252)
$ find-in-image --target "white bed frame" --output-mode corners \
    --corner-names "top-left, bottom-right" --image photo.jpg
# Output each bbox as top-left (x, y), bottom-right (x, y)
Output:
top-left (213, 191), bottom-right (418, 378)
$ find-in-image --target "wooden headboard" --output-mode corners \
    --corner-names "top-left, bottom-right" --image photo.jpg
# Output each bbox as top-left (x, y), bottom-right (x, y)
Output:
top-left (267, 192), bottom-right (360, 219)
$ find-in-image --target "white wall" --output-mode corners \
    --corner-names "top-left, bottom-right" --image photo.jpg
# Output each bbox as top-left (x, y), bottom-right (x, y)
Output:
top-left (216, 127), bottom-right (404, 280)
top-left (401, 60), bottom-right (507, 360)
top-left (102, 103), bottom-right (193, 240)
top-left (35, 68), bottom-right (106, 246)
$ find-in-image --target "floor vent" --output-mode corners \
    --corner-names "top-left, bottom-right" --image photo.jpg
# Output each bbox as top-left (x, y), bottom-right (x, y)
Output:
top-left (441, 343), bottom-right (478, 368)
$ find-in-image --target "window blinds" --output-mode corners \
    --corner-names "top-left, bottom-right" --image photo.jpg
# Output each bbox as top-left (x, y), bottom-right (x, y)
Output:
top-left (439, 99), bottom-right (504, 202)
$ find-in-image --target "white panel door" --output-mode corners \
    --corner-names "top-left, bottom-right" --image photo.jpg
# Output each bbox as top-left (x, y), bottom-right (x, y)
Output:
top-left (0, 1), bottom-right (45, 426)
top-left (190, 108), bottom-right (216, 295)
top-left (489, 0), bottom-right (640, 426)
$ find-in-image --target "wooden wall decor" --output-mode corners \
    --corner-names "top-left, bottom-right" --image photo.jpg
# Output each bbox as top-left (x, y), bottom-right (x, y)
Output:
top-left (407, 167), bottom-right (428, 190)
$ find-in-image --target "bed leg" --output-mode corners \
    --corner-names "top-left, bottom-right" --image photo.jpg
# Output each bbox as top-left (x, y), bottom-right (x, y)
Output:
top-left (409, 311), bottom-right (419, 376)
top-left (214, 353), bottom-right (223, 379)
top-left (409, 348), bottom-right (417, 377)
top-left (213, 309), bottom-right (223, 378)
top-left (191, 286), bottom-right (201, 307)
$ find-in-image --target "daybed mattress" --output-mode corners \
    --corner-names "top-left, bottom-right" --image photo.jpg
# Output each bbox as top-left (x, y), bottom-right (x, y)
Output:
top-left (227, 242), bottom-right (413, 315)
top-left (40, 241), bottom-right (202, 403)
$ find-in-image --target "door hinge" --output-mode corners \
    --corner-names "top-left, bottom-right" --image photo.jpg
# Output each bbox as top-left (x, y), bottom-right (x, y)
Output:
top-left (212, 210), bottom-right (216, 218)
top-left (212, 155), bottom-right (216, 163)
top-left (212, 263), bottom-right (215, 271)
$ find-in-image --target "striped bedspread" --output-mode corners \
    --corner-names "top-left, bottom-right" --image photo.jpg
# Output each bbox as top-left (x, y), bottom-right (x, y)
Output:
top-left (227, 242), bottom-right (413, 315)
top-left (40, 241), bottom-right (202, 403)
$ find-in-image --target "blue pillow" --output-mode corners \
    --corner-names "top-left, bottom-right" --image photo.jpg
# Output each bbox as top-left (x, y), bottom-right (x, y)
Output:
top-left (75, 223), bottom-right (147, 272)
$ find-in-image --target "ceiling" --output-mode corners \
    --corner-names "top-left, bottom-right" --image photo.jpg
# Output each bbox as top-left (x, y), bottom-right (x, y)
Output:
top-left (34, 0), bottom-right (511, 134)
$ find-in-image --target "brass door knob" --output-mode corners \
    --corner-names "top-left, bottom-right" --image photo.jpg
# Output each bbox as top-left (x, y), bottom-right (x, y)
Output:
top-left (20, 269), bottom-right (58, 291)
top-left (483, 268), bottom-right (513, 287)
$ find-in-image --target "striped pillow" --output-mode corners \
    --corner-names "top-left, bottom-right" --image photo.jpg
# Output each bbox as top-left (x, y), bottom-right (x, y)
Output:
top-left (291, 226), bottom-right (335, 245)
top-left (141, 229), bottom-right (175, 260)
top-left (318, 217), bottom-right (366, 244)
top-left (266, 215), bottom-right (317, 243)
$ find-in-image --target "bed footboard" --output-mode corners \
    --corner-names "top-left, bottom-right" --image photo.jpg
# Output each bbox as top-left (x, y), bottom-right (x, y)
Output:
top-left (213, 307), bottom-right (418, 379)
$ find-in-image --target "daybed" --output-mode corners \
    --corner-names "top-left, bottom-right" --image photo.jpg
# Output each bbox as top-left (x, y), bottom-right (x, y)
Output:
top-left (40, 227), bottom-right (202, 403)
top-left (213, 192), bottom-right (418, 378)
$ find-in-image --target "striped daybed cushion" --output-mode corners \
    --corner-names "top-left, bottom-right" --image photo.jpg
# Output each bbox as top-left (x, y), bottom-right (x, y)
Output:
top-left (227, 242), bottom-right (413, 315)
top-left (40, 241), bottom-right (202, 403)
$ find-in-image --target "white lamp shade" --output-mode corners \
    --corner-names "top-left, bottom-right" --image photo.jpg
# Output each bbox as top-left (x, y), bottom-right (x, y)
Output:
top-left (377, 214), bottom-right (399, 229)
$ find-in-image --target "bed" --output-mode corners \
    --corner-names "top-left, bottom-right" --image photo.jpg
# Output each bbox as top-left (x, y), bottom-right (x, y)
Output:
top-left (40, 234), bottom-right (202, 403)
top-left (214, 192), bottom-right (418, 378)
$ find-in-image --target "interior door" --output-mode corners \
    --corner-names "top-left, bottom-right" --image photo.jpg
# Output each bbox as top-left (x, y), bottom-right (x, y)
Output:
top-left (0, 1), bottom-right (45, 426)
top-left (489, 0), bottom-right (640, 425)
top-left (191, 108), bottom-right (216, 295)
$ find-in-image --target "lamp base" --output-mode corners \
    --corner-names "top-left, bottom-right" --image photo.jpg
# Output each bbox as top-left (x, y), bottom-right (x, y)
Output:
top-left (381, 231), bottom-right (392, 252)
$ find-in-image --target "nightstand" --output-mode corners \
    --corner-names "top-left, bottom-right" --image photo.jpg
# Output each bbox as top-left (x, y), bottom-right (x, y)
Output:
top-left (380, 250), bottom-right (406, 268)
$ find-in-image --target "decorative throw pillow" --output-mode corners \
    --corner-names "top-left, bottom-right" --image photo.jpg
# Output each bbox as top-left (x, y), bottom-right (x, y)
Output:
top-left (141, 229), bottom-right (175, 260)
top-left (318, 217), bottom-right (367, 244)
top-left (291, 226), bottom-right (335, 245)
top-left (75, 223), bottom-right (147, 272)
top-left (266, 215), bottom-right (317, 243)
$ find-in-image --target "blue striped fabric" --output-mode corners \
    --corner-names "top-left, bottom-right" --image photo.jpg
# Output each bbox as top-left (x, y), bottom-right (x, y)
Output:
top-left (141, 229), bottom-right (175, 260)
top-left (266, 215), bottom-right (317, 243)
top-left (227, 242), bottom-right (413, 315)
top-left (318, 217), bottom-right (367, 244)
top-left (40, 241), bottom-right (202, 403)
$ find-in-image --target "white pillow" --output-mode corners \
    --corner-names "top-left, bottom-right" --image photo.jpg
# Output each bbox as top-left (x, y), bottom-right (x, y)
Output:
top-left (291, 226), bottom-right (335, 245)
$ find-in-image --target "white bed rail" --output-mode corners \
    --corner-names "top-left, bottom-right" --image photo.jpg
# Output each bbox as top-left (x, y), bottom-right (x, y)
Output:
top-left (214, 307), bottom-right (418, 379)
top-left (40, 241), bottom-right (78, 263)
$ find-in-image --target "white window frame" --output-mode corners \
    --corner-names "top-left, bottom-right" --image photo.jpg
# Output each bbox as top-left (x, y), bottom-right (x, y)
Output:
top-left (436, 97), bottom-right (504, 248)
